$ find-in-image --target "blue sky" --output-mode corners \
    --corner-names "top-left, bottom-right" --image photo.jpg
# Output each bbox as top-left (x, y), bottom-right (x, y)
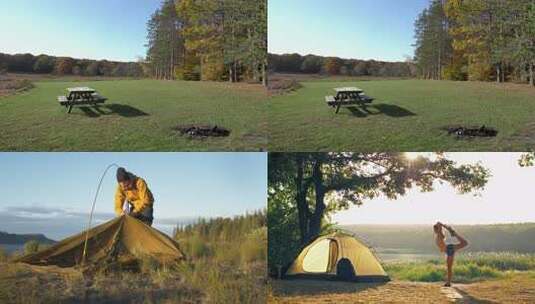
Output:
top-left (0, 0), bottom-right (160, 61)
top-left (0, 153), bottom-right (267, 239)
top-left (269, 0), bottom-right (430, 61)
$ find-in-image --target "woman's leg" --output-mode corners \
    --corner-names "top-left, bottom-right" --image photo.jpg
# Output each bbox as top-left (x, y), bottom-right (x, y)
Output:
top-left (454, 232), bottom-right (468, 251)
top-left (446, 254), bottom-right (454, 286)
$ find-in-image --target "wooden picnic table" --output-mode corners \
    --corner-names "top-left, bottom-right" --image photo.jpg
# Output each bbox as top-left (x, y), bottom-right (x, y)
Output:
top-left (58, 87), bottom-right (107, 113)
top-left (326, 87), bottom-right (374, 114)
top-left (335, 87), bottom-right (364, 101)
top-left (67, 87), bottom-right (96, 100)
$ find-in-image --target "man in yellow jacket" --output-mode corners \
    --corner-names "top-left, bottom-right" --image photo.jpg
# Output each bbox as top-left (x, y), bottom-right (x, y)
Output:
top-left (115, 167), bottom-right (155, 226)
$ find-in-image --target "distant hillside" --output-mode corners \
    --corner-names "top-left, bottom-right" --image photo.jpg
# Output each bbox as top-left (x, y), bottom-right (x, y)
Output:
top-left (341, 223), bottom-right (535, 253)
top-left (0, 231), bottom-right (56, 245)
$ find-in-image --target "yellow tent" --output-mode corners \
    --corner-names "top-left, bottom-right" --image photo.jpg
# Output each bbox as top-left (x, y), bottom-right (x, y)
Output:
top-left (286, 232), bottom-right (389, 282)
top-left (15, 215), bottom-right (185, 269)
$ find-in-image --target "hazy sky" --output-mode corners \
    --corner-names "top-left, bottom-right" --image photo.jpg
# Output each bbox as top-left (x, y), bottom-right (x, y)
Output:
top-left (269, 0), bottom-right (429, 61)
top-left (0, 153), bottom-right (266, 239)
top-left (333, 153), bottom-right (535, 226)
top-left (0, 0), bottom-right (160, 61)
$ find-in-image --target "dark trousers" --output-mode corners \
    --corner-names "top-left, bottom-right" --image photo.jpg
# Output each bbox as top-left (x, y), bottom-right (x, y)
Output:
top-left (132, 206), bottom-right (154, 226)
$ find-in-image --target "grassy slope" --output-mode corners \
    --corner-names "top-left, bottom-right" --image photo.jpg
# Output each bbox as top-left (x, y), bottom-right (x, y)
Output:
top-left (0, 80), bottom-right (267, 151)
top-left (269, 79), bottom-right (535, 151)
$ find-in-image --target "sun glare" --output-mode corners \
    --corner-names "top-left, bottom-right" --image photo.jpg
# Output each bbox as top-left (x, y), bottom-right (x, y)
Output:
top-left (405, 152), bottom-right (421, 161)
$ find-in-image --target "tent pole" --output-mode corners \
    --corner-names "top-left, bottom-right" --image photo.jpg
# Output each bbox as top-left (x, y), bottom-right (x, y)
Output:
top-left (81, 163), bottom-right (119, 266)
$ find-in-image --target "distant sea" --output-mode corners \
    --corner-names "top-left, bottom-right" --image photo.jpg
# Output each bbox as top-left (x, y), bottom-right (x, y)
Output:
top-left (375, 248), bottom-right (441, 262)
top-left (0, 244), bottom-right (23, 254)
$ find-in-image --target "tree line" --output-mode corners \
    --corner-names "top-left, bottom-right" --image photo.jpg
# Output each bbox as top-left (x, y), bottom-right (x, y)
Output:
top-left (414, 0), bottom-right (535, 85)
top-left (146, 0), bottom-right (267, 84)
top-left (0, 52), bottom-right (144, 77)
top-left (174, 210), bottom-right (266, 243)
top-left (269, 53), bottom-right (418, 78)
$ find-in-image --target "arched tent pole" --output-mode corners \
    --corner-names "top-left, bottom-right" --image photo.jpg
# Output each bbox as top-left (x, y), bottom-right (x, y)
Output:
top-left (81, 163), bottom-right (119, 266)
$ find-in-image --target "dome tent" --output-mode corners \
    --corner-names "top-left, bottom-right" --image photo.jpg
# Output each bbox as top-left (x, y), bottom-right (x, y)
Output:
top-left (285, 232), bottom-right (389, 282)
top-left (15, 215), bottom-right (185, 269)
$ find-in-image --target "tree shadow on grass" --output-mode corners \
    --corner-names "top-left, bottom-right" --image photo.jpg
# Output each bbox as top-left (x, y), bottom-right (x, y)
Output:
top-left (75, 104), bottom-right (149, 118)
top-left (271, 279), bottom-right (388, 297)
top-left (344, 103), bottom-right (416, 118)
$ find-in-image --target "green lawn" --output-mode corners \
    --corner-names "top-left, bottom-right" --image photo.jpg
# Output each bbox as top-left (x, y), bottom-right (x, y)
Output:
top-left (0, 79), bottom-right (267, 151)
top-left (269, 79), bottom-right (535, 151)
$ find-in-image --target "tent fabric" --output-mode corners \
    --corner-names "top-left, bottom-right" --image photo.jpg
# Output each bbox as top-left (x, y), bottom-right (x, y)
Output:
top-left (15, 215), bottom-right (185, 268)
top-left (286, 232), bottom-right (389, 282)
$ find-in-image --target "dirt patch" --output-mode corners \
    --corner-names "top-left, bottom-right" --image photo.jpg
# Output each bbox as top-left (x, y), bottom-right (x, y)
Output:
top-left (444, 125), bottom-right (498, 138)
top-left (455, 274), bottom-right (535, 304)
top-left (268, 78), bottom-right (303, 96)
top-left (0, 77), bottom-right (34, 97)
top-left (269, 279), bottom-right (450, 304)
top-left (174, 124), bottom-right (231, 139)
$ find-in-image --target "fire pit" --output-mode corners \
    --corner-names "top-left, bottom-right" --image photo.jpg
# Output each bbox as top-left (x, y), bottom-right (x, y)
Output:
top-left (445, 125), bottom-right (498, 138)
top-left (174, 124), bottom-right (231, 139)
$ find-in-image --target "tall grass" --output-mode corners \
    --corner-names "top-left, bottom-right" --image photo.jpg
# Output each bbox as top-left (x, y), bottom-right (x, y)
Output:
top-left (0, 246), bottom-right (7, 263)
top-left (173, 212), bottom-right (267, 303)
top-left (0, 213), bottom-right (267, 303)
top-left (385, 252), bottom-right (535, 283)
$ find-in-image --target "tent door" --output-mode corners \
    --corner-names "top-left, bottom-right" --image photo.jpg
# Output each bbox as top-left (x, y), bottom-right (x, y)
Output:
top-left (326, 240), bottom-right (338, 273)
top-left (302, 239), bottom-right (338, 273)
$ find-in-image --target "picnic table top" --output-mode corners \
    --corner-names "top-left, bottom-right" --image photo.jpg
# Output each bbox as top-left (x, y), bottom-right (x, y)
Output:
top-left (334, 87), bottom-right (363, 93)
top-left (67, 87), bottom-right (96, 93)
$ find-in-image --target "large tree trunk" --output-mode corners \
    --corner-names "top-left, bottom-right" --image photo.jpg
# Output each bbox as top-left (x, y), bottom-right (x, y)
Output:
top-left (307, 160), bottom-right (325, 243)
top-left (497, 64), bottom-right (501, 83)
top-left (295, 156), bottom-right (309, 245)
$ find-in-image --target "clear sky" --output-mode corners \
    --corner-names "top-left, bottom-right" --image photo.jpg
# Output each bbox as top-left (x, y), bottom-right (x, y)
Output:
top-left (334, 153), bottom-right (535, 226)
top-left (0, 0), bottom-right (160, 61)
top-left (0, 153), bottom-right (267, 239)
top-left (269, 0), bottom-right (430, 61)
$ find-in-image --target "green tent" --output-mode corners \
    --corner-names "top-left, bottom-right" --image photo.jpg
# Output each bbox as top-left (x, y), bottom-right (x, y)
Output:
top-left (15, 215), bottom-right (185, 269)
top-left (286, 232), bottom-right (389, 282)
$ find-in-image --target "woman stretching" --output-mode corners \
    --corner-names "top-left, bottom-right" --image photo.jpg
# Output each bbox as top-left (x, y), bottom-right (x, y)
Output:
top-left (433, 222), bottom-right (468, 287)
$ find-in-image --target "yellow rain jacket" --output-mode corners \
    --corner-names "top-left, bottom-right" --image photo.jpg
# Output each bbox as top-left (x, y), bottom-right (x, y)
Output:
top-left (114, 177), bottom-right (154, 215)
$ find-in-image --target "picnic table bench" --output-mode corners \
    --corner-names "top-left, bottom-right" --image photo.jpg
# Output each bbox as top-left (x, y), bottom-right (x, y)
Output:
top-left (325, 87), bottom-right (374, 114)
top-left (57, 87), bottom-right (107, 113)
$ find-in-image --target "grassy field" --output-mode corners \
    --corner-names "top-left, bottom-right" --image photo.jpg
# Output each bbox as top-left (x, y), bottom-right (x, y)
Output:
top-left (0, 79), bottom-right (267, 151)
top-left (269, 79), bottom-right (535, 151)
top-left (385, 252), bottom-right (535, 283)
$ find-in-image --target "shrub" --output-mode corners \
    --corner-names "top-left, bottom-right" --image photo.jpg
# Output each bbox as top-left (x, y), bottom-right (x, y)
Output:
top-left (24, 240), bottom-right (40, 255)
top-left (240, 227), bottom-right (267, 265)
top-left (267, 79), bottom-right (302, 95)
top-left (184, 234), bottom-right (211, 259)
